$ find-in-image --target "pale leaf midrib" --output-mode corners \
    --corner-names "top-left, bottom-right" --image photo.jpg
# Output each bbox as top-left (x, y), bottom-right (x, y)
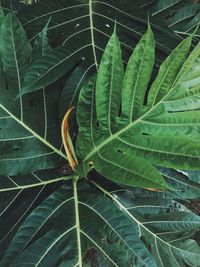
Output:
top-left (83, 93), bottom-right (172, 162)
top-left (23, 4), bottom-right (88, 26)
top-left (73, 179), bottom-right (82, 267)
top-left (28, 1), bottom-right (172, 53)
top-left (79, 201), bottom-right (148, 266)
top-left (89, 0), bottom-right (98, 70)
top-left (0, 176), bottom-right (71, 192)
top-left (35, 226), bottom-right (76, 267)
top-left (152, 0), bottom-right (181, 16)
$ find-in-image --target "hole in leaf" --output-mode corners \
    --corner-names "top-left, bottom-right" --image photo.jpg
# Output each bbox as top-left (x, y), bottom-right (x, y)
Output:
top-left (142, 133), bottom-right (150, 136)
top-left (105, 24), bottom-right (110, 28)
top-left (117, 149), bottom-right (123, 154)
top-left (74, 23), bottom-right (80, 28)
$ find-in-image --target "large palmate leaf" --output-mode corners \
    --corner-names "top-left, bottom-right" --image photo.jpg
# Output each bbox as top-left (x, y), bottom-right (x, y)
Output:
top-left (76, 26), bottom-right (200, 189)
top-left (0, 2), bottom-right (200, 267)
top-left (17, 0), bottom-right (181, 97)
top-left (1, 182), bottom-right (200, 267)
top-left (0, 10), bottom-right (67, 175)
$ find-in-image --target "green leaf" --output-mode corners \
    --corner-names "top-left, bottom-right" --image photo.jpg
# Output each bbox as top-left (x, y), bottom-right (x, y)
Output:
top-left (179, 239), bottom-right (200, 267)
top-left (0, 12), bottom-right (66, 175)
top-left (180, 170), bottom-right (200, 185)
top-left (0, 12), bottom-right (32, 93)
top-left (76, 27), bottom-right (200, 189)
top-left (1, 0), bottom-right (25, 12)
top-left (147, 35), bottom-right (192, 107)
top-left (2, 182), bottom-right (200, 267)
top-left (0, 169), bottom-right (72, 263)
top-left (95, 28), bottom-right (124, 132)
top-left (17, 0), bottom-right (181, 97)
top-left (159, 168), bottom-right (200, 199)
top-left (31, 18), bottom-right (52, 62)
top-left (122, 167), bottom-right (200, 201)
top-left (122, 24), bottom-right (155, 121)
top-left (20, 45), bottom-right (81, 96)
top-left (0, 2), bottom-right (200, 267)
top-left (139, 0), bottom-right (200, 42)
top-left (1, 183), bottom-right (157, 267)
top-left (145, 0), bottom-right (200, 38)
top-left (95, 183), bottom-right (200, 267)
top-left (59, 64), bottom-right (93, 121)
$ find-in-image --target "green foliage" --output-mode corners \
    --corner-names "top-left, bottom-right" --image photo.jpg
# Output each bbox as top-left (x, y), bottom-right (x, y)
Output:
top-left (0, 11), bottom-right (66, 175)
top-left (0, 1), bottom-right (200, 266)
top-left (76, 26), bottom-right (200, 190)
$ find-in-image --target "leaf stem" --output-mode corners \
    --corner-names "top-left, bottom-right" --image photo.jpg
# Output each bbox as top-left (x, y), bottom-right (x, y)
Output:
top-left (73, 177), bottom-right (82, 266)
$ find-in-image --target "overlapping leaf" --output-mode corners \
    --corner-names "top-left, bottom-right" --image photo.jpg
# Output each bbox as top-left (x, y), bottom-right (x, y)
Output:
top-left (1, 183), bottom-right (200, 267)
top-left (100, 183), bottom-right (200, 267)
top-left (76, 26), bottom-right (200, 189)
top-left (16, 0), bottom-right (181, 97)
top-left (141, 0), bottom-right (200, 38)
top-left (0, 10), bottom-right (66, 176)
